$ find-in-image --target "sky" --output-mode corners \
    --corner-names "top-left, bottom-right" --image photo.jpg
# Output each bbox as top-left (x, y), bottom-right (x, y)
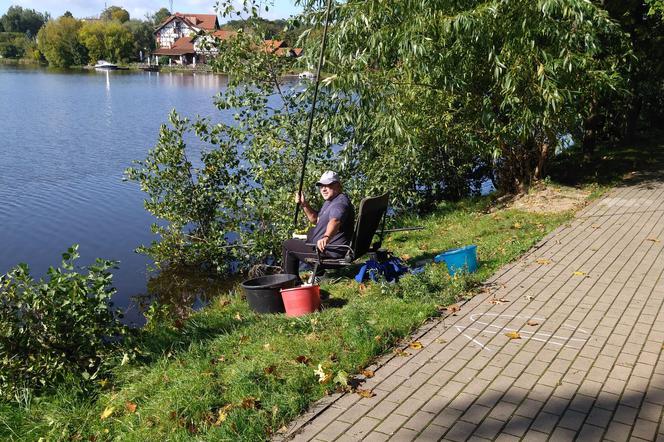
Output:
top-left (0, 0), bottom-right (301, 22)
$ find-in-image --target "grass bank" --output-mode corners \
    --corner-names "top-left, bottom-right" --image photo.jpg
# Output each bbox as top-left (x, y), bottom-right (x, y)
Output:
top-left (0, 192), bottom-right (586, 441)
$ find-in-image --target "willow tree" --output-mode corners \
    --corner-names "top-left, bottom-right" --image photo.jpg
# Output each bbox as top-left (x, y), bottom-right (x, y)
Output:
top-left (297, 0), bottom-right (629, 194)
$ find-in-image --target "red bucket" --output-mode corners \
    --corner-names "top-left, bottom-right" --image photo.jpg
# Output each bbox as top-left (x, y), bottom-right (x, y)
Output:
top-left (280, 285), bottom-right (321, 317)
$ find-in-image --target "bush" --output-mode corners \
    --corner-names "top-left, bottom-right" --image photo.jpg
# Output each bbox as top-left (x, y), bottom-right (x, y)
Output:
top-left (0, 246), bottom-right (126, 401)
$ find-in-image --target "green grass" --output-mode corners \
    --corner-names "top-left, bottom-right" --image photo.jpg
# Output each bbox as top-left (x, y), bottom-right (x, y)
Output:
top-left (0, 195), bottom-right (578, 441)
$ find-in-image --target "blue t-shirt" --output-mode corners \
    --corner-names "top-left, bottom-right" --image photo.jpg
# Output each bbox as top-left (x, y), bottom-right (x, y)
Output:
top-left (307, 193), bottom-right (354, 254)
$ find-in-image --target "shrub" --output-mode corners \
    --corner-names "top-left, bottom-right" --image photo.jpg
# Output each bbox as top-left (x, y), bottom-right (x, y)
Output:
top-left (0, 246), bottom-right (126, 401)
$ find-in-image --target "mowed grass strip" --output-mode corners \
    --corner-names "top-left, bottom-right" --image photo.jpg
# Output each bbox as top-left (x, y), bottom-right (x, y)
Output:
top-left (2, 196), bottom-right (574, 441)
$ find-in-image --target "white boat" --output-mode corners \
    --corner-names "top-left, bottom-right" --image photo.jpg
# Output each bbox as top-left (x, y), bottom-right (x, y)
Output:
top-left (94, 60), bottom-right (118, 70)
top-left (298, 70), bottom-right (316, 80)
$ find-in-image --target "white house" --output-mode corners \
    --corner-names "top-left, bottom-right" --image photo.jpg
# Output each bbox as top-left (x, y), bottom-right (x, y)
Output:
top-left (152, 13), bottom-right (219, 65)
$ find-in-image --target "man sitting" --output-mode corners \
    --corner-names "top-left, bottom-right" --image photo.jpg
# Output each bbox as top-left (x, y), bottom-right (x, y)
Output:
top-left (282, 171), bottom-right (355, 283)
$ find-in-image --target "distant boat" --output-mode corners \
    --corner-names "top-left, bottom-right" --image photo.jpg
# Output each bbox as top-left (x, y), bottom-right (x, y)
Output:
top-left (94, 60), bottom-right (118, 70)
top-left (298, 71), bottom-right (316, 80)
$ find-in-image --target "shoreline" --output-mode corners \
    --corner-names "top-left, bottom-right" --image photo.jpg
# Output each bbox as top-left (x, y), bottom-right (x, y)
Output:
top-left (1, 58), bottom-right (305, 77)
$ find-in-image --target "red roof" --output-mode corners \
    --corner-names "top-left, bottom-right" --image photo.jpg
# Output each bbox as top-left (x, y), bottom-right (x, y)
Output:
top-left (212, 30), bottom-right (238, 40)
top-left (262, 39), bottom-right (286, 53)
top-left (152, 36), bottom-right (195, 55)
top-left (155, 13), bottom-right (219, 32)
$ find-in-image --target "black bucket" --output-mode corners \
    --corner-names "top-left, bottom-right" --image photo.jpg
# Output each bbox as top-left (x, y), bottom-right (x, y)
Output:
top-left (241, 274), bottom-right (299, 314)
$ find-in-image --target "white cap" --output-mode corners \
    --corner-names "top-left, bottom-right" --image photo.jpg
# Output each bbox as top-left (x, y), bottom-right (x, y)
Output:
top-left (315, 170), bottom-right (340, 186)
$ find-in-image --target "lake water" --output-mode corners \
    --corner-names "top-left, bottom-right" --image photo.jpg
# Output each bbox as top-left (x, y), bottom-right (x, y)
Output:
top-left (0, 64), bottom-right (242, 325)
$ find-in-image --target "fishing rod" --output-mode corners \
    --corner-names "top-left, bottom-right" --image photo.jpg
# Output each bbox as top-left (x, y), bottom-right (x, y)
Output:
top-left (293, 0), bottom-right (334, 230)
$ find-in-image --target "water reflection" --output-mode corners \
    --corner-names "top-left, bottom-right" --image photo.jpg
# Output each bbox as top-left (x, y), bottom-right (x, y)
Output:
top-left (130, 266), bottom-right (239, 327)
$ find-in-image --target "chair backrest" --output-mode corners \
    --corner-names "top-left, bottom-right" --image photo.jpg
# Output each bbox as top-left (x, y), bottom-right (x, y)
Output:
top-left (351, 193), bottom-right (389, 258)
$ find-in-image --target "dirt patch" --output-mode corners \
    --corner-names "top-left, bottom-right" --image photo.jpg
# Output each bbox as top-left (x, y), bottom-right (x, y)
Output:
top-left (505, 185), bottom-right (590, 214)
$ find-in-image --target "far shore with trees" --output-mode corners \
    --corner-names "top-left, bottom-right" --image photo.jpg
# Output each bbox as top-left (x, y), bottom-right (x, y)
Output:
top-left (0, 4), bottom-right (303, 68)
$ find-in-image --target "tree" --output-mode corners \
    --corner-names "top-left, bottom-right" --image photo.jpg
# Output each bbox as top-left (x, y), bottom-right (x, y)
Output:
top-left (0, 32), bottom-right (33, 59)
top-left (37, 16), bottom-right (87, 67)
top-left (101, 6), bottom-right (130, 23)
top-left (124, 19), bottom-right (155, 60)
top-left (595, 1), bottom-right (664, 139)
top-left (62, 11), bottom-right (74, 18)
top-left (292, 0), bottom-right (629, 195)
top-left (79, 20), bottom-right (133, 63)
top-left (0, 5), bottom-right (49, 36)
top-left (152, 7), bottom-right (171, 26)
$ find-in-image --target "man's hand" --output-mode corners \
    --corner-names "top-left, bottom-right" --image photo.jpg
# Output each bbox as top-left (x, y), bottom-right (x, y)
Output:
top-left (317, 235), bottom-right (329, 252)
top-left (295, 191), bottom-right (306, 206)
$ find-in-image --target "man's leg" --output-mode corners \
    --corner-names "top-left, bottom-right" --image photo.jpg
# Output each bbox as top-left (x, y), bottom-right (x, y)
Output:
top-left (282, 239), bottom-right (318, 279)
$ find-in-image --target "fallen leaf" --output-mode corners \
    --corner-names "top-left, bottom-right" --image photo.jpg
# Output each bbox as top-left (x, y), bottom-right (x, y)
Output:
top-left (334, 370), bottom-right (349, 387)
top-left (263, 343), bottom-right (271, 350)
top-left (400, 254), bottom-right (411, 261)
top-left (513, 222), bottom-right (522, 229)
top-left (277, 426), bottom-right (289, 434)
top-left (524, 295), bottom-right (534, 301)
top-left (264, 365), bottom-right (277, 375)
top-left (100, 406), bottom-right (115, 420)
top-left (214, 405), bottom-right (233, 426)
top-left (239, 335), bottom-right (249, 344)
top-left (505, 331), bottom-right (521, 339)
top-left (591, 224), bottom-right (601, 229)
top-left (646, 238), bottom-right (661, 243)
top-left (409, 341), bottom-right (423, 350)
top-left (435, 338), bottom-right (447, 344)
top-left (361, 370), bottom-right (375, 378)
top-left (536, 258), bottom-right (551, 265)
top-left (526, 320), bottom-right (539, 326)
top-left (572, 271), bottom-right (587, 276)
top-left (125, 402), bottom-right (137, 413)
top-left (295, 355), bottom-right (310, 365)
top-left (241, 397), bottom-right (259, 409)
top-left (443, 304), bottom-right (460, 313)
top-left (394, 349), bottom-right (410, 357)
top-left (489, 297), bottom-right (509, 305)
top-left (234, 312), bottom-right (242, 321)
top-left (218, 298), bottom-right (231, 308)
top-left (358, 283), bottom-right (367, 294)
top-left (356, 388), bottom-right (376, 398)
top-left (314, 364), bottom-right (333, 384)
top-left (374, 335), bottom-right (382, 342)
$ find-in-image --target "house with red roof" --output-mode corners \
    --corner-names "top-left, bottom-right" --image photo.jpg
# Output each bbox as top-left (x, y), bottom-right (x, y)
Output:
top-left (151, 13), bottom-right (303, 66)
top-left (152, 12), bottom-right (219, 65)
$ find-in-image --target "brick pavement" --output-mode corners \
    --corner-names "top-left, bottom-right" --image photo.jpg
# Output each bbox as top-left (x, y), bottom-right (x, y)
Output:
top-left (279, 176), bottom-right (664, 442)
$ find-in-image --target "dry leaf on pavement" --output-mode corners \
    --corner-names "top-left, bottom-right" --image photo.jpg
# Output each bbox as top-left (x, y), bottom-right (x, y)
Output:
top-left (536, 258), bottom-right (551, 265)
top-left (356, 389), bottom-right (376, 398)
top-left (489, 297), bottom-right (509, 305)
top-left (572, 271), bottom-right (587, 276)
top-left (505, 331), bottom-right (521, 339)
top-left (409, 341), bottom-right (423, 350)
top-left (125, 402), bottom-right (137, 413)
top-left (361, 370), bottom-right (375, 378)
top-left (443, 304), bottom-right (460, 313)
top-left (646, 238), bottom-right (661, 243)
top-left (526, 320), bottom-right (539, 326)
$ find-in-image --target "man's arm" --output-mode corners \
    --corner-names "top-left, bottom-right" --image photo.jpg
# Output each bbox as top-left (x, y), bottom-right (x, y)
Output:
top-left (316, 218), bottom-right (341, 252)
top-left (296, 192), bottom-right (318, 224)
